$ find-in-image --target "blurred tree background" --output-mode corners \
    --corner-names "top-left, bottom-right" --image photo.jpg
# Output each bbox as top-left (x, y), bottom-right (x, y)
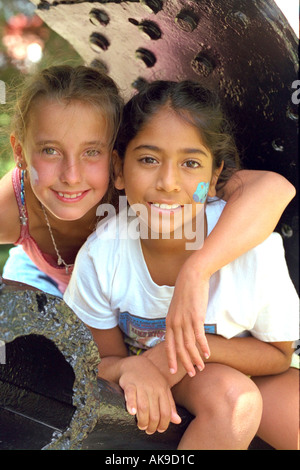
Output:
top-left (0, 0), bottom-right (82, 273)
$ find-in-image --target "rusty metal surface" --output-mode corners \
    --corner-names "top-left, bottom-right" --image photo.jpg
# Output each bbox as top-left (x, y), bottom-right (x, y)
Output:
top-left (30, 0), bottom-right (298, 289)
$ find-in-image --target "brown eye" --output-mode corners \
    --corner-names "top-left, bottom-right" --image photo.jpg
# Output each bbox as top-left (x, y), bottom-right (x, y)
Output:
top-left (140, 156), bottom-right (158, 164)
top-left (183, 160), bottom-right (201, 168)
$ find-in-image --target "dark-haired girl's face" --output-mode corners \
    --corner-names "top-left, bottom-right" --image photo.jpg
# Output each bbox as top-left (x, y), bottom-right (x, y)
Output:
top-left (115, 107), bottom-right (223, 237)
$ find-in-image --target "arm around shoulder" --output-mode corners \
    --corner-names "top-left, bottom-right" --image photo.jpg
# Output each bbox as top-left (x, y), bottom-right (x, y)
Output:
top-left (222, 170), bottom-right (296, 202)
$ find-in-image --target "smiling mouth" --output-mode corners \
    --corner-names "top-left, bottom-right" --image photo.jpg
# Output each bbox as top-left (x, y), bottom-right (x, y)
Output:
top-left (58, 191), bottom-right (83, 199)
top-left (53, 190), bottom-right (89, 202)
top-left (152, 202), bottom-right (181, 210)
top-left (151, 202), bottom-right (182, 210)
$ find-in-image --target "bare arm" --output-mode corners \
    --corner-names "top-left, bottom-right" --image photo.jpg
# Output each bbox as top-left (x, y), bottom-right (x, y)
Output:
top-left (145, 335), bottom-right (294, 387)
top-left (200, 170), bottom-right (296, 274)
top-left (165, 170), bottom-right (296, 375)
top-left (0, 170), bottom-right (21, 243)
top-left (206, 335), bottom-right (294, 376)
top-left (89, 326), bottom-right (181, 433)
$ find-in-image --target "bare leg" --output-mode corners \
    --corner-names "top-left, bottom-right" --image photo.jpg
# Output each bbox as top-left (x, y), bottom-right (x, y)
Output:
top-left (252, 368), bottom-right (299, 450)
top-left (172, 363), bottom-right (262, 450)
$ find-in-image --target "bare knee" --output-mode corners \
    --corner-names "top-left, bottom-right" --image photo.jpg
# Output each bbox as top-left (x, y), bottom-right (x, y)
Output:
top-left (175, 365), bottom-right (263, 449)
top-left (195, 368), bottom-right (263, 449)
top-left (209, 370), bottom-right (262, 412)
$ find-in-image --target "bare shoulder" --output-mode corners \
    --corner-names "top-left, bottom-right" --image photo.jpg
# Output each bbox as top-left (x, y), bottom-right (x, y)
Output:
top-left (0, 169), bottom-right (21, 243)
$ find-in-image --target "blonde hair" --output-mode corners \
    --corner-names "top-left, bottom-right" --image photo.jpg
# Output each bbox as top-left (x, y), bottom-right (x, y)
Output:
top-left (11, 64), bottom-right (123, 151)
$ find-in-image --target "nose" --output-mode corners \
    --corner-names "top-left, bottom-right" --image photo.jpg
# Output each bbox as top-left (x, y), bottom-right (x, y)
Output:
top-left (60, 156), bottom-right (82, 186)
top-left (156, 162), bottom-right (181, 193)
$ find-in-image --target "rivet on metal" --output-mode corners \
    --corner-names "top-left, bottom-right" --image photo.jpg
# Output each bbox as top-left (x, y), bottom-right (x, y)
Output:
top-left (175, 9), bottom-right (198, 33)
top-left (135, 48), bottom-right (157, 67)
top-left (89, 32), bottom-right (110, 52)
top-left (89, 9), bottom-right (110, 27)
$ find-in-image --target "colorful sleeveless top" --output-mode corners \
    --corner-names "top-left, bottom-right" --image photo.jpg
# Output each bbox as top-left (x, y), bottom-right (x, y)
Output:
top-left (12, 167), bottom-right (73, 293)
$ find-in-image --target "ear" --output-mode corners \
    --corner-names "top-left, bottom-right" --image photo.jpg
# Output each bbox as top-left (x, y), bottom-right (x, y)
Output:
top-left (112, 150), bottom-right (125, 190)
top-left (208, 161), bottom-right (224, 197)
top-left (10, 134), bottom-right (27, 169)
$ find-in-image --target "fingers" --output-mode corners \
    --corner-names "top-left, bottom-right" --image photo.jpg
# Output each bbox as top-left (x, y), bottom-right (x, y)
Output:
top-left (164, 327), bottom-right (178, 375)
top-left (124, 383), bottom-right (138, 417)
top-left (165, 318), bottom-right (210, 376)
top-left (194, 323), bottom-right (210, 362)
top-left (157, 389), bottom-right (181, 433)
top-left (123, 383), bottom-right (180, 435)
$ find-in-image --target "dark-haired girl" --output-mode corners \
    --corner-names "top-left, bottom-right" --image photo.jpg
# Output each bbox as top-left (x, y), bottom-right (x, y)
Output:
top-left (65, 80), bottom-right (298, 449)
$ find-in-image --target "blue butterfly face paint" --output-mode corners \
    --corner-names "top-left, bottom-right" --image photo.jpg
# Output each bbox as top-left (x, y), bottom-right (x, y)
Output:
top-left (193, 182), bottom-right (209, 203)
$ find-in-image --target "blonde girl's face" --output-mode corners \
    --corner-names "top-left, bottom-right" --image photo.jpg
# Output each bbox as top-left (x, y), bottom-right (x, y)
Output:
top-left (115, 106), bottom-right (223, 237)
top-left (13, 98), bottom-right (111, 221)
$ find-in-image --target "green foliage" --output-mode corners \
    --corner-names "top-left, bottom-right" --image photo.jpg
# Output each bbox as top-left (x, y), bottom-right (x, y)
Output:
top-left (0, 0), bottom-right (83, 179)
top-left (0, 0), bottom-right (83, 266)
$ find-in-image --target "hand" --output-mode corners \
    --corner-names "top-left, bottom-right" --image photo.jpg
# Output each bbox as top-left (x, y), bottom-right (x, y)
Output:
top-left (144, 341), bottom-right (187, 388)
top-left (119, 356), bottom-right (181, 434)
top-left (165, 262), bottom-right (211, 377)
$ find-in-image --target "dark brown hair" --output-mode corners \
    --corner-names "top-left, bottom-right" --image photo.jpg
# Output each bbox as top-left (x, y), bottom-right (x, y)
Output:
top-left (115, 80), bottom-right (240, 193)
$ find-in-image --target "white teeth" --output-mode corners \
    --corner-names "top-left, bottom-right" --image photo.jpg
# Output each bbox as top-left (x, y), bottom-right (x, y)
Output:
top-left (152, 203), bottom-right (181, 210)
top-left (58, 192), bottom-right (82, 199)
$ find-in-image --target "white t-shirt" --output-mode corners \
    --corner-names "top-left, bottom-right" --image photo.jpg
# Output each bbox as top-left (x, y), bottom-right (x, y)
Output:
top-left (64, 199), bottom-right (299, 352)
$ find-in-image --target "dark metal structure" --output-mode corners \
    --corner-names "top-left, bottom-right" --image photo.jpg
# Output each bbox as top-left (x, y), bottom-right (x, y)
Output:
top-left (0, 279), bottom-right (193, 450)
top-left (30, 0), bottom-right (298, 289)
top-left (0, 279), bottom-right (272, 449)
top-left (0, 0), bottom-right (298, 450)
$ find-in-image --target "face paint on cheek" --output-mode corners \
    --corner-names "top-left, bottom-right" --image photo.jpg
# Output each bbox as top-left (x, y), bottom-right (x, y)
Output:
top-left (193, 182), bottom-right (209, 203)
top-left (28, 166), bottom-right (39, 185)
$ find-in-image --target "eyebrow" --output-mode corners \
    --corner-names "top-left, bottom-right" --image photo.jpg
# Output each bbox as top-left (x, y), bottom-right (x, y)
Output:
top-left (35, 140), bottom-right (107, 147)
top-left (133, 144), bottom-right (209, 156)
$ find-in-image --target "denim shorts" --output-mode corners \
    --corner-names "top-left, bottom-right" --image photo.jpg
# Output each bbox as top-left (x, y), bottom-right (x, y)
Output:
top-left (2, 245), bottom-right (63, 298)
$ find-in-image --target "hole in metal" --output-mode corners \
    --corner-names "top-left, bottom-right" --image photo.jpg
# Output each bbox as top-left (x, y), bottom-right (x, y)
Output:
top-left (132, 77), bottom-right (148, 90)
top-left (89, 9), bottom-right (110, 27)
top-left (140, 0), bottom-right (163, 14)
top-left (139, 20), bottom-right (162, 40)
top-left (191, 52), bottom-right (215, 77)
top-left (272, 138), bottom-right (284, 152)
top-left (175, 9), bottom-right (198, 32)
top-left (135, 48), bottom-right (156, 67)
top-left (281, 223), bottom-right (293, 238)
top-left (89, 32), bottom-right (110, 52)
